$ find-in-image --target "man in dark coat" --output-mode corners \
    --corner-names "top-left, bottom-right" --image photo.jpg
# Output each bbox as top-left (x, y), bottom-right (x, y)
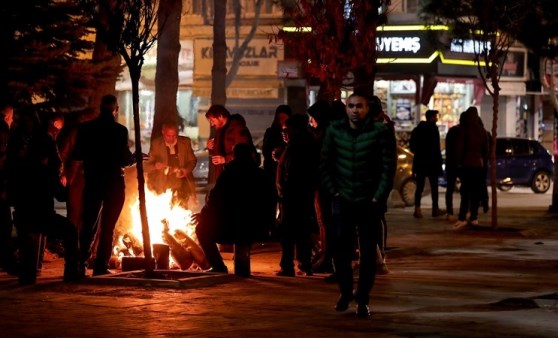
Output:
top-left (409, 109), bottom-right (445, 218)
top-left (195, 143), bottom-right (274, 274)
top-left (275, 114), bottom-right (319, 277)
top-left (320, 92), bottom-right (396, 318)
top-left (72, 94), bottom-right (134, 276)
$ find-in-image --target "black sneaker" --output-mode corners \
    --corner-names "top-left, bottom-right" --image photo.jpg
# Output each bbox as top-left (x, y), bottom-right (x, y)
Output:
top-left (356, 303), bottom-right (371, 317)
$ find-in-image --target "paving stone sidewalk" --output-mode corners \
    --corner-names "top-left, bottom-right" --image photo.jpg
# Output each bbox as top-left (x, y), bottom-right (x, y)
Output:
top-left (1, 205), bottom-right (557, 337)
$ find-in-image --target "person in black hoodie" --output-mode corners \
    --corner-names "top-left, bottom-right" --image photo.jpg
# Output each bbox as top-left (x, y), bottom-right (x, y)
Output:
top-left (409, 109), bottom-right (445, 218)
top-left (195, 142), bottom-right (274, 275)
top-left (276, 114), bottom-right (320, 277)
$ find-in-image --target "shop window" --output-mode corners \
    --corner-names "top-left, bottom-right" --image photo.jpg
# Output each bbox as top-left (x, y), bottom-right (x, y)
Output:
top-left (429, 81), bottom-right (474, 137)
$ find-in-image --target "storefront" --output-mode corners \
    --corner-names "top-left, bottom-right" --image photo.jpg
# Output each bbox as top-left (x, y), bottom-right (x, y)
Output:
top-left (373, 25), bottom-right (528, 146)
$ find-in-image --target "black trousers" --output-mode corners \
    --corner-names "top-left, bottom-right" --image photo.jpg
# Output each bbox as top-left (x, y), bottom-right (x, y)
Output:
top-left (80, 177), bottom-right (125, 272)
top-left (445, 170), bottom-right (458, 215)
top-left (414, 172), bottom-right (440, 209)
top-left (195, 225), bottom-right (227, 271)
top-left (13, 210), bottom-right (78, 284)
top-left (0, 199), bottom-right (14, 269)
top-left (332, 199), bottom-right (381, 305)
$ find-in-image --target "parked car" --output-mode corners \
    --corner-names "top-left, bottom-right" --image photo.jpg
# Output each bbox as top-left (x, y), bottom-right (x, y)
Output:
top-left (439, 137), bottom-right (554, 194)
top-left (394, 145), bottom-right (421, 207)
top-left (493, 137), bottom-right (554, 193)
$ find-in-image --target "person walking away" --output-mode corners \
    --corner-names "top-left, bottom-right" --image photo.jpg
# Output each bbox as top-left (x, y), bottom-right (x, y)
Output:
top-left (275, 114), bottom-right (319, 277)
top-left (0, 103), bottom-right (15, 273)
top-left (262, 104), bottom-right (292, 238)
top-left (453, 107), bottom-right (489, 229)
top-left (320, 92), bottom-right (396, 318)
top-left (6, 107), bottom-right (79, 284)
top-left (410, 109), bottom-right (445, 218)
top-left (72, 94), bottom-right (134, 276)
top-left (195, 143), bottom-right (274, 275)
top-left (444, 112), bottom-right (463, 222)
top-left (145, 122), bottom-right (197, 210)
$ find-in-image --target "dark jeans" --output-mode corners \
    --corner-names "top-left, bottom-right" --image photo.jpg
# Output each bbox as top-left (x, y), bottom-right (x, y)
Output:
top-left (0, 199), bottom-right (14, 269)
top-left (331, 198), bottom-right (381, 305)
top-left (195, 225), bottom-right (227, 271)
top-left (445, 170), bottom-right (458, 215)
top-left (13, 210), bottom-right (78, 284)
top-left (458, 167), bottom-right (485, 221)
top-left (278, 197), bottom-right (314, 272)
top-left (80, 178), bottom-right (125, 272)
top-left (414, 172), bottom-right (440, 209)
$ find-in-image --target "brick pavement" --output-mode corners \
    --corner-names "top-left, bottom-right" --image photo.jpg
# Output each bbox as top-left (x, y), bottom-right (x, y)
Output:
top-left (1, 205), bottom-right (557, 337)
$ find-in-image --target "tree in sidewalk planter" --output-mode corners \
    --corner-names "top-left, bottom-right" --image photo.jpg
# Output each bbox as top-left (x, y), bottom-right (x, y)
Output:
top-left (87, 0), bottom-right (160, 273)
top-left (421, 0), bottom-right (533, 228)
top-left (278, 0), bottom-right (389, 101)
top-left (0, 0), bottom-right (98, 111)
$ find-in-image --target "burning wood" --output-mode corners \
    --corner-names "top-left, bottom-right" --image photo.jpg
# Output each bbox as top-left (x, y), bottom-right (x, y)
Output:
top-left (174, 229), bottom-right (210, 270)
top-left (121, 233), bottom-right (143, 256)
top-left (162, 220), bottom-right (193, 270)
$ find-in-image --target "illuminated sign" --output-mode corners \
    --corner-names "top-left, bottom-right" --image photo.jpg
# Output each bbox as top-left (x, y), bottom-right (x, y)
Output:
top-left (377, 36), bottom-right (421, 54)
top-left (375, 25), bottom-right (491, 67)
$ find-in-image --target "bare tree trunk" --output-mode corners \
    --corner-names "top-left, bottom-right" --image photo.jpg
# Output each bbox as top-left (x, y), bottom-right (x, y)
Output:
top-left (225, 0), bottom-right (263, 88)
top-left (130, 64), bottom-right (154, 273)
top-left (211, 0), bottom-right (227, 105)
top-left (153, 0), bottom-right (182, 141)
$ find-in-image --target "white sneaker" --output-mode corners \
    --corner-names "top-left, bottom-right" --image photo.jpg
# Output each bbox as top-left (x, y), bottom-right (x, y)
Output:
top-left (453, 220), bottom-right (468, 230)
top-left (469, 219), bottom-right (479, 226)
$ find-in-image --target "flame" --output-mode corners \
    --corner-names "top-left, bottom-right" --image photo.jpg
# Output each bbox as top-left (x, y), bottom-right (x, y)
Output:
top-left (116, 188), bottom-right (195, 256)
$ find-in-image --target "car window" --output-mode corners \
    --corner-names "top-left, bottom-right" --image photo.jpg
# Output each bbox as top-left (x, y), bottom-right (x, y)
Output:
top-left (496, 139), bottom-right (512, 157)
top-left (528, 140), bottom-right (541, 155)
top-left (512, 139), bottom-right (529, 156)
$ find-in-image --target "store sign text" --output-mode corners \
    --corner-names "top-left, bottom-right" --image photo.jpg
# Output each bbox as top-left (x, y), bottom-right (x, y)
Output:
top-left (450, 39), bottom-right (491, 54)
top-left (376, 36), bottom-right (421, 54)
top-left (201, 46), bottom-right (278, 62)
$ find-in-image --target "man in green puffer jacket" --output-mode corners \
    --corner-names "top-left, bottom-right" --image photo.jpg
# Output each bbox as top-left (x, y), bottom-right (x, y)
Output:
top-left (320, 91), bottom-right (396, 318)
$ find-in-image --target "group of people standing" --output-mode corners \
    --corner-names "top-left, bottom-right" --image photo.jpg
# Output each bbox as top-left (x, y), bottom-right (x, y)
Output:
top-left (0, 95), bottom-right (136, 284)
top-left (410, 106), bottom-right (490, 228)
top-left (193, 92), bottom-right (396, 318)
